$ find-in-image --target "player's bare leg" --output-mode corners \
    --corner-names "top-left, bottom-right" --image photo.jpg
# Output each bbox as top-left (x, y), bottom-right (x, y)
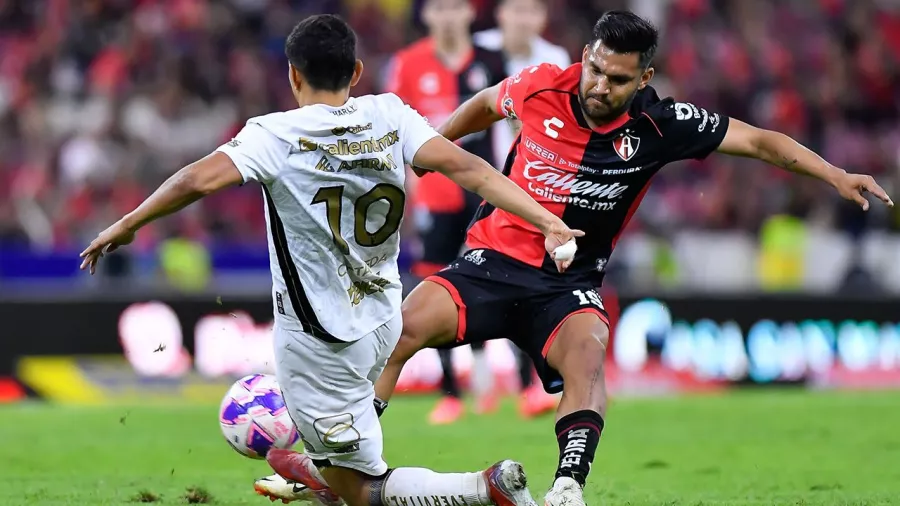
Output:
top-left (266, 450), bottom-right (538, 506)
top-left (374, 280), bottom-right (460, 404)
top-left (542, 313), bottom-right (610, 506)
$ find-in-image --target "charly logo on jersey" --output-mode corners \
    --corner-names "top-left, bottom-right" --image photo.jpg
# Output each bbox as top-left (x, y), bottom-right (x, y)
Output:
top-left (612, 132), bottom-right (640, 162)
top-left (295, 130), bottom-right (399, 156)
top-left (523, 159), bottom-right (629, 211)
top-left (543, 117), bottom-right (564, 139)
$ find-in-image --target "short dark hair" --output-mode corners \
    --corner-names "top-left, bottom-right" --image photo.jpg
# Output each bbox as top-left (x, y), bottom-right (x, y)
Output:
top-left (284, 14), bottom-right (357, 91)
top-left (591, 11), bottom-right (658, 69)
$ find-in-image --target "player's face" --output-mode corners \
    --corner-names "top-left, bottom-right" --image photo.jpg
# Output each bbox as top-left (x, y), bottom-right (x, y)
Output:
top-left (579, 41), bottom-right (653, 124)
top-left (423, 0), bottom-right (474, 40)
top-left (497, 0), bottom-right (547, 43)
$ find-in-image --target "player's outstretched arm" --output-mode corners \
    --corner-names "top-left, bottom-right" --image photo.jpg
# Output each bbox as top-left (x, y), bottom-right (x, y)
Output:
top-left (413, 136), bottom-right (584, 271)
top-left (438, 83), bottom-right (506, 142)
top-left (409, 84), bottom-right (511, 178)
top-left (717, 119), bottom-right (894, 210)
top-left (79, 152), bottom-right (243, 274)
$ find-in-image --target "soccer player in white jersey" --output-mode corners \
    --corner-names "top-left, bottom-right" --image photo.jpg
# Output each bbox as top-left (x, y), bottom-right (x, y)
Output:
top-left (79, 14), bottom-right (583, 506)
top-left (473, 0), bottom-right (572, 417)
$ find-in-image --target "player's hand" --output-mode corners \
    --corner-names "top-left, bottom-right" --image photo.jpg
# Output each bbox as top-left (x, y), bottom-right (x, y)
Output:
top-left (79, 220), bottom-right (136, 275)
top-left (543, 220), bottom-right (585, 273)
top-left (833, 172), bottom-right (894, 211)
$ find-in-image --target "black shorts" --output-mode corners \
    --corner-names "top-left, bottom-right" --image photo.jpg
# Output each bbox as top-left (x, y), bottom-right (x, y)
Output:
top-left (426, 249), bottom-right (609, 393)
top-left (412, 191), bottom-right (483, 276)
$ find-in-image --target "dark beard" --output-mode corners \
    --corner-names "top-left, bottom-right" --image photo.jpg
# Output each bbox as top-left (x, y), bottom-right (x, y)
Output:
top-left (578, 88), bottom-right (638, 125)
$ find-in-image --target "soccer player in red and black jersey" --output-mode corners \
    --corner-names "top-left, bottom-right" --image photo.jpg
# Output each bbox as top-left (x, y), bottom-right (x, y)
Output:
top-left (385, 0), bottom-right (507, 424)
top-left (370, 10), bottom-right (894, 506)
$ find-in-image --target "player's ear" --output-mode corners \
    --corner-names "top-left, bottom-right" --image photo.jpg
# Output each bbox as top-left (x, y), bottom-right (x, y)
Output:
top-left (639, 67), bottom-right (654, 89)
top-left (350, 60), bottom-right (364, 88)
top-left (581, 44), bottom-right (590, 63)
top-left (289, 64), bottom-right (303, 93)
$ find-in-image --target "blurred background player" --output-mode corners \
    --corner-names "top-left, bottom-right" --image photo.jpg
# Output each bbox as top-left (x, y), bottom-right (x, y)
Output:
top-left (384, 0), bottom-right (507, 425)
top-left (473, 0), bottom-right (571, 419)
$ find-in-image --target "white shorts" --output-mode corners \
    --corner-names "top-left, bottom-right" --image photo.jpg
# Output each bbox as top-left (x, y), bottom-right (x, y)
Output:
top-left (273, 314), bottom-right (401, 476)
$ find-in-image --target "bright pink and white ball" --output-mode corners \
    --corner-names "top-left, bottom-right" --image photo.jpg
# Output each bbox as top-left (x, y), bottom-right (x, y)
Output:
top-left (219, 373), bottom-right (299, 459)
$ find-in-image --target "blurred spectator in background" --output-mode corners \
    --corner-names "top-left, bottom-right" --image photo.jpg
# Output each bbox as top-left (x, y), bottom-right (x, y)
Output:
top-left (0, 0), bottom-right (897, 293)
top-left (384, 0), bottom-right (507, 426)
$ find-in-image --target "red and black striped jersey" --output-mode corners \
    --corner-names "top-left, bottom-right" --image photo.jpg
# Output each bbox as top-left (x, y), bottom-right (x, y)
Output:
top-left (385, 38), bottom-right (506, 213)
top-left (466, 63), bottom-right (730, 284)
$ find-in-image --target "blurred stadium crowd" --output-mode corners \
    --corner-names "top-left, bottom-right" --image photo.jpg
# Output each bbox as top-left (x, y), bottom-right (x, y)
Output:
top-left (1, 0), bottom-right (899, 290)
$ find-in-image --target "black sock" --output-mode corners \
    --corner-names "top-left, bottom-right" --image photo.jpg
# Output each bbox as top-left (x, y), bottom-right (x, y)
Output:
top-left (555, 409), bottom-right (604, 487)
top-left (438, 348), bottom-right (461, 398)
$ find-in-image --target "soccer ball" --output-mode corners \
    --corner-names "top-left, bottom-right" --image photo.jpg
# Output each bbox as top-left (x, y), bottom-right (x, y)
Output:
top-left (219, 373), bottom-right (300, 459)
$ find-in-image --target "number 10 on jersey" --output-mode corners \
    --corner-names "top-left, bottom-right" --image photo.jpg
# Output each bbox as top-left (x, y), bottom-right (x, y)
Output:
top-left (311, 183), bottom-right (405, 255)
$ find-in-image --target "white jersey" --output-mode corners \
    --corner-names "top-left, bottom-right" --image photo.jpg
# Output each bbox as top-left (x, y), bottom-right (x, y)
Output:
top-left (216, 94), bottom-right (439, 342)
top-left (473, 29), bottom-right (571, 164)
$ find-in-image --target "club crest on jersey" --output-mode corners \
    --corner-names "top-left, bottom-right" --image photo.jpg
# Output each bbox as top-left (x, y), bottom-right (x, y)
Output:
top-left (613, 133), bottom-right (640, 162)
top-left (502, 95), bottom-right (517, 119)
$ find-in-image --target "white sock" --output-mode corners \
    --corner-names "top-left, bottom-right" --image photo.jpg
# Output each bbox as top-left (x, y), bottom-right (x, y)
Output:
top-left (380, 468), bottom-right (490, 506)
top-left (471, 349), bottom-right (493, 397)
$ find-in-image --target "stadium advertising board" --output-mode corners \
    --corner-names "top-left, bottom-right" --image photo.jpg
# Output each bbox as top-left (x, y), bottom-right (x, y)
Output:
top-left (1, 294), bottom-right (899, 403)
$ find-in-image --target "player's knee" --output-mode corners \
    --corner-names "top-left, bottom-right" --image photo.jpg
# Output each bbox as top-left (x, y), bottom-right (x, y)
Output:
top-left (558, 328), bottom-right (609, 383)
top-left (389, 329), bottom-right (424, 364)
top-left (394, 294), bottom-right (456, 361)
top-left (388, 307), bottom-right (431, 363)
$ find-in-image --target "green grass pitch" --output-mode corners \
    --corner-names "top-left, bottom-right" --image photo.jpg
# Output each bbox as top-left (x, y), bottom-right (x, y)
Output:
top-left (2, 389), bottom-right (900, 505)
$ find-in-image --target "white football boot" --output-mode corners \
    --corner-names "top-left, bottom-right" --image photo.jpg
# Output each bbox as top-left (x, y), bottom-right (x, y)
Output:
top-left (254, 473), bottom-right (316, 503)
top-left (260, 449), bottom-right (344, 506)
top-left (543, 477), bottom-right (586, 506)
